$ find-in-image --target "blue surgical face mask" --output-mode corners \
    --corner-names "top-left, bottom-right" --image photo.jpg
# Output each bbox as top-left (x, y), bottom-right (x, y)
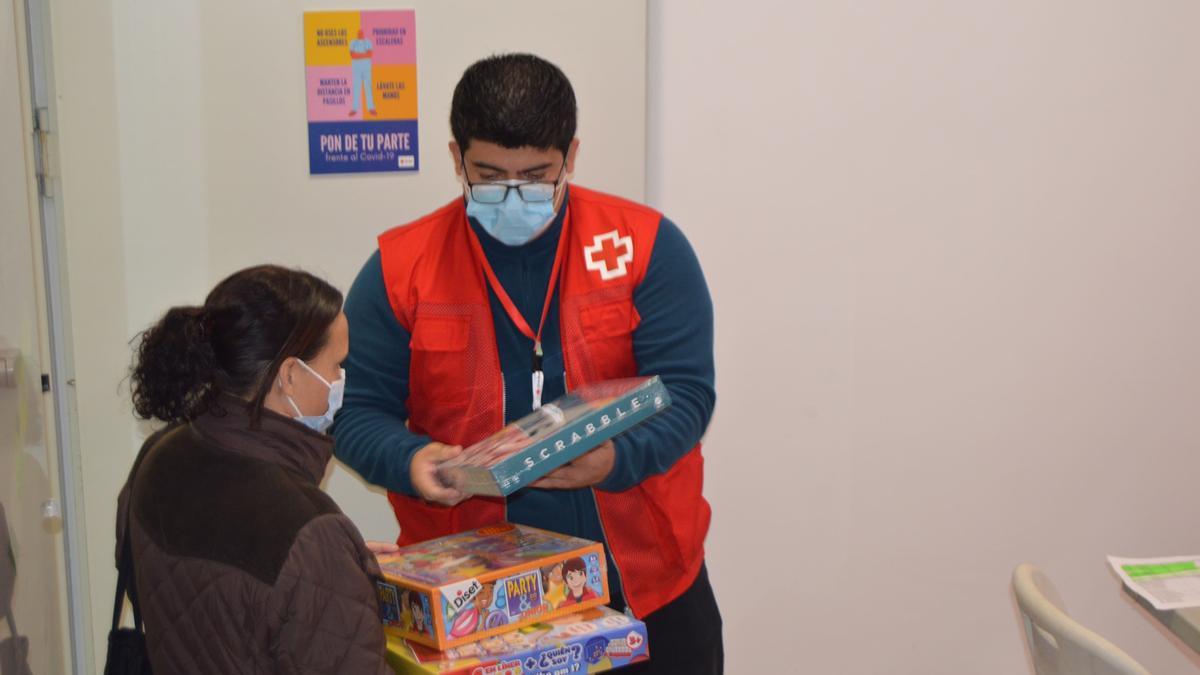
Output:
top-left (284, 360), bottom-right (345, 434)
top-left (465, 179), bottom-right (564, 247)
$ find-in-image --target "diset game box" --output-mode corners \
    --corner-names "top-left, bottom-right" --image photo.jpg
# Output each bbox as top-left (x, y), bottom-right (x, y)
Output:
top-left (384, 605), bottom-right (649, 675)
top-left (375, 523), bottom-right (610, 650)
top-left (437, 376), bottom-right (671, 497)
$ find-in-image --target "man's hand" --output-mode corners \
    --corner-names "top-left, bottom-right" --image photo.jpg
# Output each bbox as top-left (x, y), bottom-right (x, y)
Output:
top-left (531, 441), bottom-right (616, 490)
top-left (410, 442), bottom-right (467, 506)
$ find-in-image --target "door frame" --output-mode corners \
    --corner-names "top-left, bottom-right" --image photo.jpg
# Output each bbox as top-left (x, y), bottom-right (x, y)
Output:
top-left (11, 0), bottom-right (91, 671)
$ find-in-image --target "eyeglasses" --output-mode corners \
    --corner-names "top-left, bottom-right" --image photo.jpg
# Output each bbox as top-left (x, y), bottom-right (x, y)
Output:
top-left (461, 157), bottom-right (567, 204)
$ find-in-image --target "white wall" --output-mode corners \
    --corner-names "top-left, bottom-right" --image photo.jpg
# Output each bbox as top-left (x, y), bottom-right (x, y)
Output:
top-left (648, 1), bottom-right (1200, 673)
top-left (46, 0), bottom-right (645, 670)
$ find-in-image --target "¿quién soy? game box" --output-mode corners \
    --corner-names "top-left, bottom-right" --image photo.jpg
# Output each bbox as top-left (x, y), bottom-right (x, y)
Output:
top-left (375, 523), bottom-right (609, 651)
top-left (384, 605), bottom-right (649, 674)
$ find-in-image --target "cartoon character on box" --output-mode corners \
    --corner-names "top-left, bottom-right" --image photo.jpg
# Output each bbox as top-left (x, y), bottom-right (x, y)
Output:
top-left (541, 561), bottom-right (567, 609)
top-left (402, 590), bottom-right (432, 635)
top-left (561, 556), bottom-right (599, 606)
top-left (473, 582), bottom-right (498, 630)
top-left (447, 580), bottom-right (508, 639)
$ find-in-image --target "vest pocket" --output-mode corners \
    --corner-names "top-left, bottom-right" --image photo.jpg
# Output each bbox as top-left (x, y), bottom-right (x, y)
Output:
top-left (577, 300), bottom-right (637, 381)
top-left (579, 299), bottom-right (636, 339)
top-left (410, 315), bottom-right (471, 403)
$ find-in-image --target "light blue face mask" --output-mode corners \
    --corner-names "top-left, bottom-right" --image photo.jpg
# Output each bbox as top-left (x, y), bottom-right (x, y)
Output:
top-left (285, 360), bottom-right (345, 434)
top-left (465, 180), bottom-right (564, 247)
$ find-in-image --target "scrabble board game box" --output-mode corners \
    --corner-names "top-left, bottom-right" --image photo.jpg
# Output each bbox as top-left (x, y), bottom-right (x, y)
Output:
top-left (438, 376), bottom-right (671, 497)
top-left (375, 523), bottom-right (609, 650)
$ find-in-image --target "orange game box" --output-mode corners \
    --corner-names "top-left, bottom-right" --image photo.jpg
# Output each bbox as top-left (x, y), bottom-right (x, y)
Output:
top-left (375, 523), bottom-right (609, 650)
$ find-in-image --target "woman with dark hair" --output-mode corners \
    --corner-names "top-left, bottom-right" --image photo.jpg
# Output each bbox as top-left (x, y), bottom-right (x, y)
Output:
top-left (115, 265), bottom-right (391, 674)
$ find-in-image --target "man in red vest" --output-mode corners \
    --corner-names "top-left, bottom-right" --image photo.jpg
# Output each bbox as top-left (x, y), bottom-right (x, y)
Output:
top-left (334, 53), bottom-right (722, 673)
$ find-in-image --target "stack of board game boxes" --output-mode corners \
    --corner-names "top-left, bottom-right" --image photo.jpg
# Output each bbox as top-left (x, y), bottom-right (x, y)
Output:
top-left (376, 524), bottom-right (650, 674)
top-left (376, 378), bottom-right (669, 674)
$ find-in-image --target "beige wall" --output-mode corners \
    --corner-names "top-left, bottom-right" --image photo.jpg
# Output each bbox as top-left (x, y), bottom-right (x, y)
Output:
top-left (43, 0), bottom-right (126, 669)
top-left (46, 0), bottom-right (645, 670)
top-left (648, 1), bottom-right (1200, 673)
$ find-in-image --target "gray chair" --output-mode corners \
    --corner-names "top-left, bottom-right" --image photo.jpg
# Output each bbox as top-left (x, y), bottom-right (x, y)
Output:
top-left (1013, 563), bottom-right (1151, 675)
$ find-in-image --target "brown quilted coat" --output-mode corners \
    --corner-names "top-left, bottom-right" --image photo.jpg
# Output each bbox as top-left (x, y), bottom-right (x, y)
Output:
top-left (115, 401), bottom-right (391, 674)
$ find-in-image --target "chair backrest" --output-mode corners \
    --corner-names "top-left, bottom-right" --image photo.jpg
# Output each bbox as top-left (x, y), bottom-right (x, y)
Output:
top-left (1012, 563), bottom-right (1152, 675)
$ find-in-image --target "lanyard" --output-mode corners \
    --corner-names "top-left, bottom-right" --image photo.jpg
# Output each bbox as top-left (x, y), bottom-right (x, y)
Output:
top-left (465, 209), bottom-right (571, 410)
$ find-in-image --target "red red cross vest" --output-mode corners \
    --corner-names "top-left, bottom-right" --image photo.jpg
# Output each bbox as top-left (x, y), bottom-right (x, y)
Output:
top-left (377, 185), bottom-right (710, 618)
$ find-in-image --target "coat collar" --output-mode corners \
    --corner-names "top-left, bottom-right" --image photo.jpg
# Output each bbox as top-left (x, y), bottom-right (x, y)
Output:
top-left (189, 395), bottom-right (331, 484)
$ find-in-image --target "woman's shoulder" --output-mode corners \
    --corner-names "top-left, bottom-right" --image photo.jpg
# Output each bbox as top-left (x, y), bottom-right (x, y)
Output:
top-left (130, 424), bottom-right (347, 585)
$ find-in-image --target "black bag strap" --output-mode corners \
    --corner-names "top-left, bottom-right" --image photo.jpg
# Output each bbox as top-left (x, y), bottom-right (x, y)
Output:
top-left (110, 526), bottom-right (143, 632)
top-left (112, 434), bottom-right (160, 633)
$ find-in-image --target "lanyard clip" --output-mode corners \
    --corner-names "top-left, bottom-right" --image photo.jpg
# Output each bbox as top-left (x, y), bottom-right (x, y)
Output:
top-left (532, 341), bottom-right (544, 373)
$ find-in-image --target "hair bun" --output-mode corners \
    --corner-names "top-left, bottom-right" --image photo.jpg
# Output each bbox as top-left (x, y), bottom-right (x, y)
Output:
top-left (129, 305), bottom-right (218, 422)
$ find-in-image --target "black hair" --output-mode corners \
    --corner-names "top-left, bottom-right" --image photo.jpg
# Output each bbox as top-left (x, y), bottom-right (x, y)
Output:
top-left (130, 265), bottom-right (343, 424)
top-left (451, 53), bottom-right (577, 155)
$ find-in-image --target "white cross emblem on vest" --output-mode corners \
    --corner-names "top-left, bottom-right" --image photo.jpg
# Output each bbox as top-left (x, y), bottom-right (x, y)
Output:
top-left (583, 230), bottom-right (634, 281)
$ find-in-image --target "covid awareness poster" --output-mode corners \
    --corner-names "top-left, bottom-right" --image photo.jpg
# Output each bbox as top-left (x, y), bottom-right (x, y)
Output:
top-left (303, 10), bottom-right (418, 174)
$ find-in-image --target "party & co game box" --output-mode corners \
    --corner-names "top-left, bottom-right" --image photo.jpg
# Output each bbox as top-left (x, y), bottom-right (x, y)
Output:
top-left (375, 523), bottom-right (609, 650)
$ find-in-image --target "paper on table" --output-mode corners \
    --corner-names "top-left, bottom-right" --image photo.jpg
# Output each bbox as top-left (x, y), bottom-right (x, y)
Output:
top-left (1108, 555), bottom-right (1200, 611)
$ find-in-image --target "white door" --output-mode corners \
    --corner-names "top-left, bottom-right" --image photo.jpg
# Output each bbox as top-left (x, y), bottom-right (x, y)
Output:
top-left (1, 0), bottom-right (72, 672)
